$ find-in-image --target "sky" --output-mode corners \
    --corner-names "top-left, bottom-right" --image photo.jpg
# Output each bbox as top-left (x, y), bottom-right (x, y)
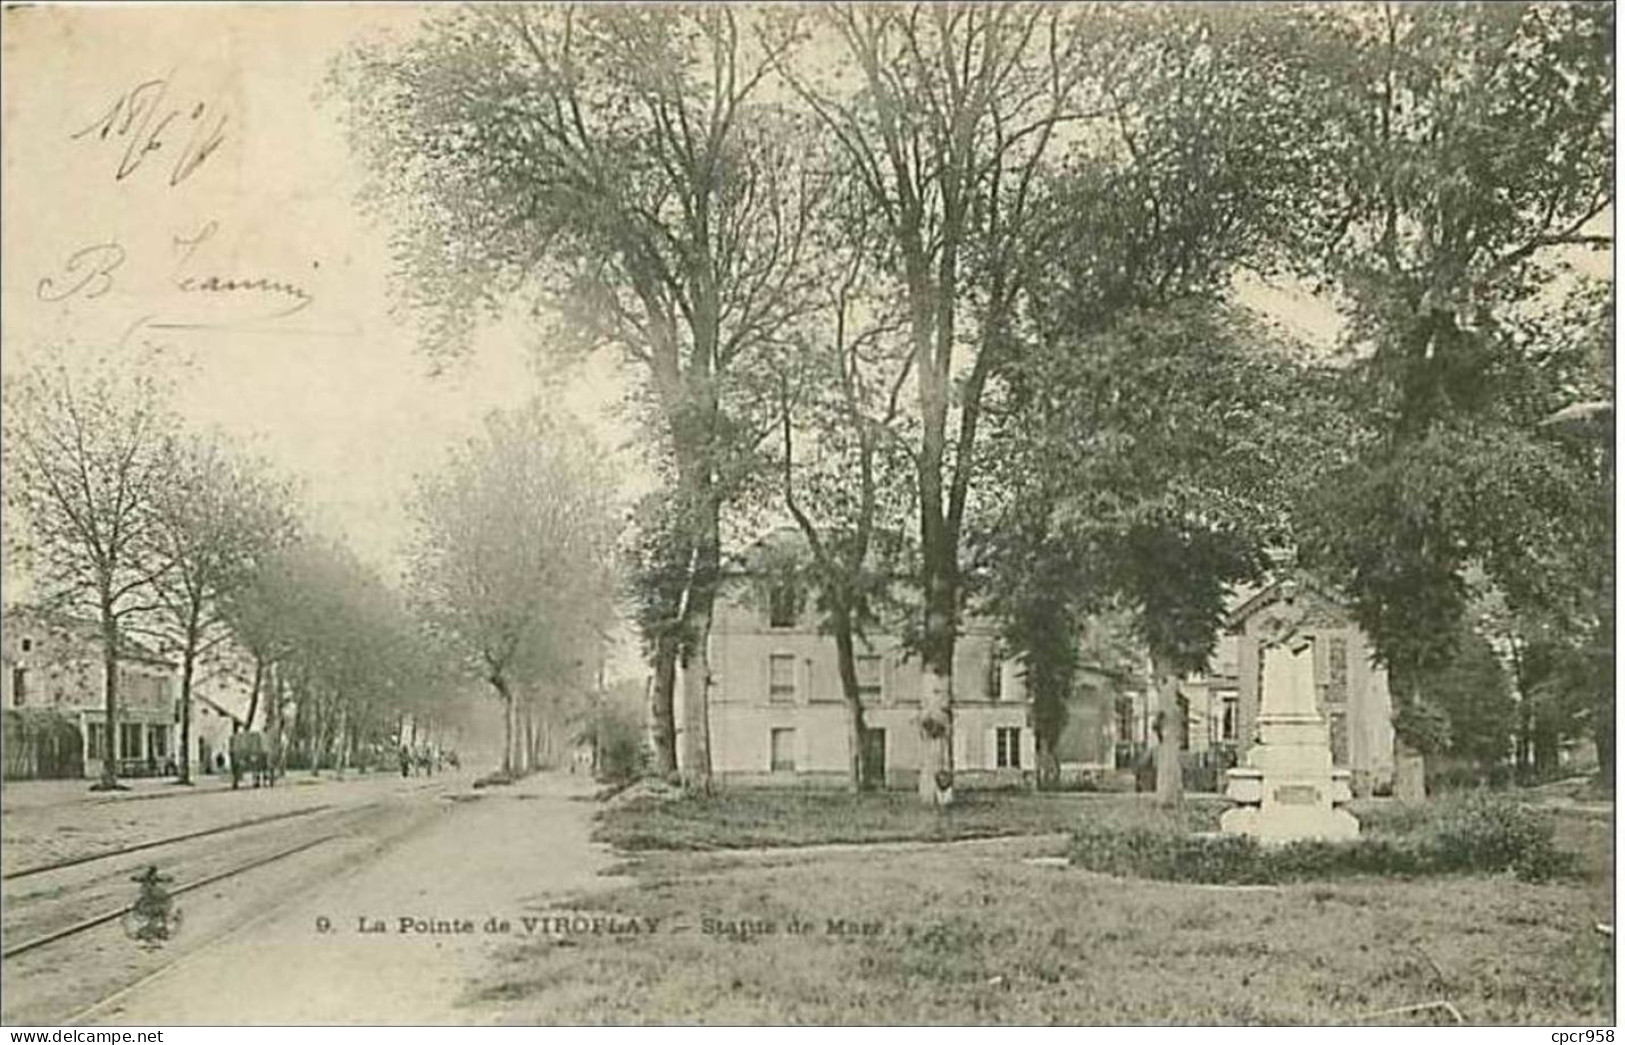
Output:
top-left (0, 3), bottom-right (1345, 563)
top-left (1, 5), bottom-right (648, 672)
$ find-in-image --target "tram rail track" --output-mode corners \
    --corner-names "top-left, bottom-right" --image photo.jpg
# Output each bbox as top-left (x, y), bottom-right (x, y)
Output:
top-left (2, 774), bottom-right (470, 1026)
top-left (2, 833), bottom-right (341, 960)
top-left (2, 803), bottom-right (337, 881)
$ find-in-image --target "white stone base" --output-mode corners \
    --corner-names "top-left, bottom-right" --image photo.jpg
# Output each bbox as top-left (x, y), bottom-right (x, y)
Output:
top-left (1221, 713), bottom-right (1360, 844)
top-left (1220, 803), bottom-right (1359, 843)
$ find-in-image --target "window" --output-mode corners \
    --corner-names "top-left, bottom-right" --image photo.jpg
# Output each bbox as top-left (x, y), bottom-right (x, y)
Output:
top-left (1220, 692), bottom-right (1239, 742)
top-left (1115, 697), bottom-right (1136, 744)
top-left (1329, 710), bottom-right (1349, 766)
top-left (996, 727), bottom-right (1022, 769)
top-left (768, 584), bottom-right (799, 628)
top-left (1325, 636), bottom-right (1349, 705)
top-left (985, 650), bottom-right (1003, 700)
top-left (11, 667), bottom-right (25, 707)
top-left (87, 722), bottom-right (107, 760)
top-left (856, 655), bottom-right (882, 704)
top-left (120, 723), bottom-right (143, 761)
top-left (20, 637), bottom-right (32, 652)
top-left (148, 726), bottom-right (168, 760)
top-left (770, 728), bottom-right (796, 772)
top-left (769, 654), bottom-right (796, 703)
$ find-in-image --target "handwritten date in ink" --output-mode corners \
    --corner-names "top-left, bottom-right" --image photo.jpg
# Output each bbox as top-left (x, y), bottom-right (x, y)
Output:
top-left (71, 76), bottom-right (229, 187)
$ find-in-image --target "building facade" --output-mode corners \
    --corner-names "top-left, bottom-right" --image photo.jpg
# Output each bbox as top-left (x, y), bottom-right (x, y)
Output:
top-left (697, 574), bottom-right (1035, 789)
top-left (1, 608), bottom-right (178, 779)
top-left (1222, 576), bottom-right (1395, 795)
top-left (694, 561), bottom-right (1395, 794)
top-left (190, 665), bottom-right (255, 775)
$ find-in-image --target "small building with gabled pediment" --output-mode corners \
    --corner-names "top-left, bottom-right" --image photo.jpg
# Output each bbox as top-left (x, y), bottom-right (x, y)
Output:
top-left (1223, 576), bottom-right (1395, 795)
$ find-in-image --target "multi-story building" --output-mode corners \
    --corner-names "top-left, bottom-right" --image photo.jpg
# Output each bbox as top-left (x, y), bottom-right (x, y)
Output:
top-left (699, 562), bottom-right (1034, 790)
top-left (695, 550), bottom-right (1395, 794)
top-left (1, 607), bottom-right (178, 779)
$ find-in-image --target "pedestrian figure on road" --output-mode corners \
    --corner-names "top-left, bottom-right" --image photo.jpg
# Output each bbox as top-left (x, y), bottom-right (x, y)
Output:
top-left (398, 746), bottom-right (412, 778)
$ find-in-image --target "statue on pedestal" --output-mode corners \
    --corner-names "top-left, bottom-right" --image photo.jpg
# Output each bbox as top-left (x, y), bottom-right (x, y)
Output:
top-left (1220, 618), bottom-right (1358, 842)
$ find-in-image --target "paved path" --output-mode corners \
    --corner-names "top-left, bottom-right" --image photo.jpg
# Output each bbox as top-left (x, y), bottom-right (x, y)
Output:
top-left (75, 772), bottom-right (612, 1026)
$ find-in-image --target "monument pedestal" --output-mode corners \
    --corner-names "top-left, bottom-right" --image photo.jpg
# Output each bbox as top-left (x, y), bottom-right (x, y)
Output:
top-left (1221, 633), bottom-right (1359, 843)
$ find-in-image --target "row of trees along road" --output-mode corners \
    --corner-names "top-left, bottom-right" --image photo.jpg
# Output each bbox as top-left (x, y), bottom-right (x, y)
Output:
top-left (4, 360), bottom-right (460, 787)
top-left (407, 403), bottom-right (619, 779)
top-left (339, 3), bottom-right (1613, 802)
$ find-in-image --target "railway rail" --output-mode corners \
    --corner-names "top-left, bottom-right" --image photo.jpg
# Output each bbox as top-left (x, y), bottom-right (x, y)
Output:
top-left (2, 803), bottom-right (336, 881)
top-left (2, 833), bottom-right (341, 959)
top-left (1, 774), bottom-right (464, 1025)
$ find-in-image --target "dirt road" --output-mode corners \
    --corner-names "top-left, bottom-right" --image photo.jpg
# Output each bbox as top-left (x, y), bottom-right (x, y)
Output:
top-left (12, 772), bottom-right (611, 1026)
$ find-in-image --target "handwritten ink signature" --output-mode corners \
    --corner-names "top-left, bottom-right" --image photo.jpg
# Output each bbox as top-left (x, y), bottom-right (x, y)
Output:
top-left (36, 222), bottom-right (314, 324)
top-left (169, 219), bottom-right (312, 318)
top-left (71, 76), bottom-right (229, 187)
top-left (37, 242), bottom-right (126, 301)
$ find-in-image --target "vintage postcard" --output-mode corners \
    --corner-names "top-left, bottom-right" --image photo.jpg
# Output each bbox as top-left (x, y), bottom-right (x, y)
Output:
top-left (1, 2), bottom-right (1613, 1029)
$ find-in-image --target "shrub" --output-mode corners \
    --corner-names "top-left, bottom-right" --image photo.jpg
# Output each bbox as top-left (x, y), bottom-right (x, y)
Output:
top-left (575, 704), bottom-right (647, 785)
top-left (1071, 823), bottom-right (1270, 883)
top-left (1426, 792), bottom-right (1575, 881)
top-left (1070, 794), bottom-right (1575, 884)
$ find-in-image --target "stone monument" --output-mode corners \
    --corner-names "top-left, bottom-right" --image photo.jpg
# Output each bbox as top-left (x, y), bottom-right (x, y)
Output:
top-left (1220, 625), bottom-right (1358, 842)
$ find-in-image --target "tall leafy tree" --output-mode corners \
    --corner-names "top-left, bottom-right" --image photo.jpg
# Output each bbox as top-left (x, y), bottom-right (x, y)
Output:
top-left (408, 403), bottom-right (618, 777)
top-left (773, 201), bottom-right (916, 791)
top-left (141, 435), bottom-right (295, 783)
top-left (992, 305), bottom-right (1327, 805)
top-left (979, 3), bottom-right (1331, 801)
top-left (3, 362), bottom-right (177, 789)
top-left (770, 4), bottom-right (1098, 803)
top-left (1280, 2), bottom-right (1614, 797)
top-left (339, 6), bottom-right (826, 788)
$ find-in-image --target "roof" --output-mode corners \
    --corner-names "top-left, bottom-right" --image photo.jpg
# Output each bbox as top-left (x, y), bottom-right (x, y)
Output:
top-left (3, 606), bottom-right (176, 667)
top-left (195, 693), bottom-right (247, 727)
top-left (1222, 574), bottom-right (1349, 630)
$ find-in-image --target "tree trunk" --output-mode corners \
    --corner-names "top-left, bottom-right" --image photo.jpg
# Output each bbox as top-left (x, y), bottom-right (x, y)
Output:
top-left (1035, 734), bottom-right (1061, 792)
top-left (917, 664), bottom-right (954, 806)
top-left (178, 645), bottom-right (196, 784)
top-left (1152, 654), bottom-right (1183, 808)
top-left (649, 635), bottom-right (679, 779)
top-left (915, 541), bottom-right (957, 806)
top-left (268, 663), bottom-right (284, 783)
top-left (1393, 736), bottom-right (1427, 801)
top-left (914, 502), bottom-right (957, 806)
top-left (246, 654), bottom-right (264, 734)
top-left (832, 607), bottom-right (868, 793)
top-left (97, 607), bottom-right (120, 789)
top-left (1393, 679), bottom-right (1428, 801)
top-left (677, 500), bottom-right (720, 793)
top-left (493, 676), bottom-right (514, 777)
top-left (522, 701), bottom-right (536, 774)
top-left (1592, 685), bottom-right (1613, 788)
top-left (678, 633), bottom-right (713, 792)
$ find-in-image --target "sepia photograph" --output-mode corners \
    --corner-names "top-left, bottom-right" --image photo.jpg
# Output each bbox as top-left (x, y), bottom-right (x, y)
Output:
top-left (0, 1), bottom-right (1614, 1029)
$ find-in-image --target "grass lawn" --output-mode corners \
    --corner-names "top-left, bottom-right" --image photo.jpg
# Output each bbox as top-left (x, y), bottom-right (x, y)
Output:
top-left (594, 787), bottom-right (1230, 850)
top-left (473, 792), bottom-right (1613, 1025)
